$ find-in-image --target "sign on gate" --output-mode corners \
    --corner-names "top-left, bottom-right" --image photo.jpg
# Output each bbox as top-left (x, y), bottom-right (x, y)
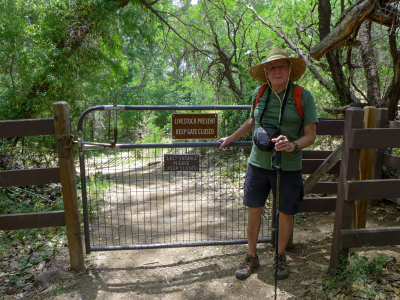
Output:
top-left (164, 154), bottom-right (200, 171)
top-left (171, 113), bottom-right (218, 139)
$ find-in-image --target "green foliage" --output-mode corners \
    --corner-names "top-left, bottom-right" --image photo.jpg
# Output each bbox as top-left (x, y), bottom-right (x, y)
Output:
top-left (0, 185), bottom-right (64, 215)
top-left (325, 252), bottom-right (389, 297)
top-left (1, 227), bottom-right (67, 288)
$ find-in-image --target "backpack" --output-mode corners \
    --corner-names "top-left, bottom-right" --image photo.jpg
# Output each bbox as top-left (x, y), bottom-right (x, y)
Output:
top-left (253, 84), bottom-right (304, 120)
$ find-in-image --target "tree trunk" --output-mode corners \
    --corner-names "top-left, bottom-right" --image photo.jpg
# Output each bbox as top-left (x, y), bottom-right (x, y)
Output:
top-left (382, 31), bottom-right (400, 120)
top-left (318, 0), bottom-right (356, 106)
top-left (358, 21), bottom-right (382, 106)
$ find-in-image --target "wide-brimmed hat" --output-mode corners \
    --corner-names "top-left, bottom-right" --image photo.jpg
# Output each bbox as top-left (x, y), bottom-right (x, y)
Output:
top-left (249, 47), bottom-right (306, 83)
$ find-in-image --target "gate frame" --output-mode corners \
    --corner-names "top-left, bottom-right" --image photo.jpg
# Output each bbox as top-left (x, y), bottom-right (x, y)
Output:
top-left (77, 104), bottom-right (269, 253)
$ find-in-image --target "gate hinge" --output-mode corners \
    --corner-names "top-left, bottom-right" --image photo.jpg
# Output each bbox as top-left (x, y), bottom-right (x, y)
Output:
top-left (57, 134), bottom-right (74, 141)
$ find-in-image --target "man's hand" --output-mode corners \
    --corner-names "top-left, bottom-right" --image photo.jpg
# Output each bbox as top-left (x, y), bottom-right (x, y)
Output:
top-left (272, 135), bottom-right (294, 152)
top-left (217, 136), bottom-right (232, 151)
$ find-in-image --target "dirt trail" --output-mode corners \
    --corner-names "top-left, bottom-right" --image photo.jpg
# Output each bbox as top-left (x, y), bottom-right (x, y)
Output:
top-left (3, 205), bottom-right (400, 299)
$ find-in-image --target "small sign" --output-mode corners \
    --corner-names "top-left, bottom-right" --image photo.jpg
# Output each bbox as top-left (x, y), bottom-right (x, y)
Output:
top-left (164, 154), bottom-right (200, 171)
top-left (171, 113), bottom-right (218, 139)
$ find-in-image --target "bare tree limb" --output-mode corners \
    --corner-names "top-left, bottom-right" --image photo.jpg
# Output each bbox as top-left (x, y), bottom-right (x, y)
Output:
top-left (310, 0), bottom-right (400, 61)
top-left (247, 5), bottom-right (332, 90)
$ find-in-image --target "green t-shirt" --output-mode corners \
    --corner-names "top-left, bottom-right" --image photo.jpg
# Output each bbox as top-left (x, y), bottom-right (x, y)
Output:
top-left (249, 82), bottom-right (318, 171)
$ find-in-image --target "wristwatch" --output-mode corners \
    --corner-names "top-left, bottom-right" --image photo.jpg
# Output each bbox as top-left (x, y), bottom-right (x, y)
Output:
top-left (292, 141), bottom-right (299, 153)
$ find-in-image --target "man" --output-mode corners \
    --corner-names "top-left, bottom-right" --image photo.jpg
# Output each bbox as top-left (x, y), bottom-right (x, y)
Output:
top-left (218, 46), bottom-right (318, 280)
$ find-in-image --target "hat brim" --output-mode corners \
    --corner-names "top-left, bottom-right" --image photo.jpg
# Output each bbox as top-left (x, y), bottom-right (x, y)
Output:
top-left (249, 57), bottom-right (306, 83)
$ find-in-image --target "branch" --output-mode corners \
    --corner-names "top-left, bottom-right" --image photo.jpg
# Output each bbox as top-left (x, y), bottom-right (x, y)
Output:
top-left (247, 5), bottom-right (332, 90)
top-left (138, 0), bottom-right (212, 57)
top-left (351, 79), bottom-right (368, 102)
top-left (365, 3), bottom-right (400, 28)
top-left (323, 105), bottom-right (351, 117)
top-left (310, 0), bottom-right (400, 61)
top-left (310, 0), bottom-right (375, 60)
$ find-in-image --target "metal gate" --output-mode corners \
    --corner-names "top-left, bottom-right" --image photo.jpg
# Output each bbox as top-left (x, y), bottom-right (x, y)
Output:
top-left (78, 90), bottom-right (273, 253)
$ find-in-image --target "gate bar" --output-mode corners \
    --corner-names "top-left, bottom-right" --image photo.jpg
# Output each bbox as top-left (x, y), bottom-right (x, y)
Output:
top-left (89, 239), bottom-right (272, 252)
top-left (77, 105), bottom-right (251, 133)
top-left (81, 141), bottom-right (252, 150)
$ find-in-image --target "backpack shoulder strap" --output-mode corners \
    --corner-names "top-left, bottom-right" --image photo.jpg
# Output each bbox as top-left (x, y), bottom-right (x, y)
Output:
top-left (254, 84), bottom-right (304, 118)
top-left (253, 84), bottom-right (268, 111)
top-left (293, 85), bottom-right (304, 119)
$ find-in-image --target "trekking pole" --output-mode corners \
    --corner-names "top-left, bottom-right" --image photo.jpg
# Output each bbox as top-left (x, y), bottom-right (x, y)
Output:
top-left (271, 151), bottom-right (282, 300)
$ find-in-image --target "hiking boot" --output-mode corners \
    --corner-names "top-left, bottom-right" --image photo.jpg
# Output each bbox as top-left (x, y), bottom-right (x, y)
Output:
top-left (274, 254), bottom-right (289, 280)
top-left (235, 254), bottom-right (260, 279)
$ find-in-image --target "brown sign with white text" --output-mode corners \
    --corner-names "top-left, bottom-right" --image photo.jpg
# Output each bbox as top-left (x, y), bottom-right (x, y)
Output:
top-left (171, 113), bottom-right (218, 139)
top-left (164, 154), bottom-right (200, 171)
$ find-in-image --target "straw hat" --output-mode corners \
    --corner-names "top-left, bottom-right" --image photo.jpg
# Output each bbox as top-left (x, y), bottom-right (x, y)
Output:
top-left (249, 47), bottom-right (306, 83)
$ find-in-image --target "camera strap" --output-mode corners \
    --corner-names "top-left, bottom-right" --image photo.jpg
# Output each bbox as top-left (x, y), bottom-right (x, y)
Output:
top-left (258, 84), bottom-right (290, 128)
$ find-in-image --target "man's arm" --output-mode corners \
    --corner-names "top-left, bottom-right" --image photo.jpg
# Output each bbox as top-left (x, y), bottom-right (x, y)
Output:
top-left (218, 118), bottom-right (254, 150)
top-left (293, 122), bottom-right (317, 151)
top-left (273, 122), bottom-right (317, 152)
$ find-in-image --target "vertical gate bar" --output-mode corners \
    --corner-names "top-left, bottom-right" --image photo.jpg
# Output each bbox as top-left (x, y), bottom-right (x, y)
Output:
top-left (102, 152), bottom-right (106, 247)
top-left (148, 147), bottom-right (151, 244)
top-left (115, 150), bottom-right (119, 246)
top-left (128, 148), bottom-right (132, 245)
top-left (236, 152), bottom-right (239, 240)
top-left (215, 149), bottom-right (218, 240)
top-left (154, 137), bottom-right (158, 244)
top-left (109, 150), bottom-right (113, 246)
top-left (231, 151), bottom-right (234, 239)
top-left (195, 147), bottom-right (199, 242)
top-left (170, 147), bottom-right (174, 243)
top-left (181, 152), bottom-right (184, 242)
top-left (143, 147), bottom-right (145, 244)
top-left (143, 148), bottom-right (147, 244)
top-left (134, 148), bottom-right (138, 245)
top-left (219, 151), bottom-right (223, 240)
top-left (161, 148), bottom-right (164, 244)
top-left (200, 149), bottom-right (203, 242)
top-left (121, 149), bottom-right (126, 245)
top-left (149, 147), bottom-right (152, 244)
top-left (93, 153), bottom-right (98, 247)
top-left (102, 152), bottom-right (107, 247)
top-left (80, 147), bottom-right (91, 253)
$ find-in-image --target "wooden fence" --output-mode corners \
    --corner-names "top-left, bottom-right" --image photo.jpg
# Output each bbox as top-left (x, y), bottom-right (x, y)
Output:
top-left (287, 107), bottom-right (400, 271)
top-left (329, 107), bottom-right (400, 271)
top-left (1, 104), bottom-right (399, 273)
top-left (0, 102), bottom-right (84, 270)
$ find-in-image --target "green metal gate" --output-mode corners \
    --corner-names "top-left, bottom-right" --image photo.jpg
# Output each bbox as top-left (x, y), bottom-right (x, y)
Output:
top-left (78, 88), bottom-right (273, 253)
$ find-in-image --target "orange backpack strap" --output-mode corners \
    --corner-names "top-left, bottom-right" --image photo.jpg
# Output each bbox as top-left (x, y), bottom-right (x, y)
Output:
top-left (293, 85), bottom-right (304, 119)
top-left (253, 84), bottom-right (268, 111)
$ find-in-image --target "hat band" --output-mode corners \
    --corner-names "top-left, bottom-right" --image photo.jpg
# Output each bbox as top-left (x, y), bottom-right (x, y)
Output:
top-left (266, 54), bottom-right (289, 62)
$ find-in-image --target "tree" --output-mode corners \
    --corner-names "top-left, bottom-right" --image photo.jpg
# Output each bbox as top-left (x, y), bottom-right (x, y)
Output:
top-left (0, 0), bottom-right (143, 121)
top-left (310, 0), bottom-right (400, 120)
top-left (138, 0), bottom-right (269, 104)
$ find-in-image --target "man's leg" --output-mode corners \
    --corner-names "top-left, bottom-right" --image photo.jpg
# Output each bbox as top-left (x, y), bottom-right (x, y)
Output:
top-left (235, 206), bottom-right (264, 279)
top-left (247, 206), bottom-right (264, 257)
top-left (275, 211), bottom-right (294, 280)
top-left (278, 211), bottom-right (294, 255)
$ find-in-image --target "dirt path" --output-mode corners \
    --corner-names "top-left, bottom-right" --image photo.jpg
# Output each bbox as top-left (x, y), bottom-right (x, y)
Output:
top-left (6, 202), bottom-right (399, 299)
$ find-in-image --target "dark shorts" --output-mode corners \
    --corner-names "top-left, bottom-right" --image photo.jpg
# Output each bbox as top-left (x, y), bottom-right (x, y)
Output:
top-left (243, 163), bottom-right (304, 215)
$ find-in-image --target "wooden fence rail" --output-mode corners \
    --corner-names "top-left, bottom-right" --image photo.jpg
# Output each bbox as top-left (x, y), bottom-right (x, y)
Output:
top-left (0, 103), bottom-right (84, 270)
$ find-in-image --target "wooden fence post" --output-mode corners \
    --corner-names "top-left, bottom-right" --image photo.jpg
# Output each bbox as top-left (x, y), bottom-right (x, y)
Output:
top-left (352, 106), bottom-right (378, 229)
top-left (329, 108), bottom-right (364, 273)
top-left (53, 102), bottom-right (85, 270)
